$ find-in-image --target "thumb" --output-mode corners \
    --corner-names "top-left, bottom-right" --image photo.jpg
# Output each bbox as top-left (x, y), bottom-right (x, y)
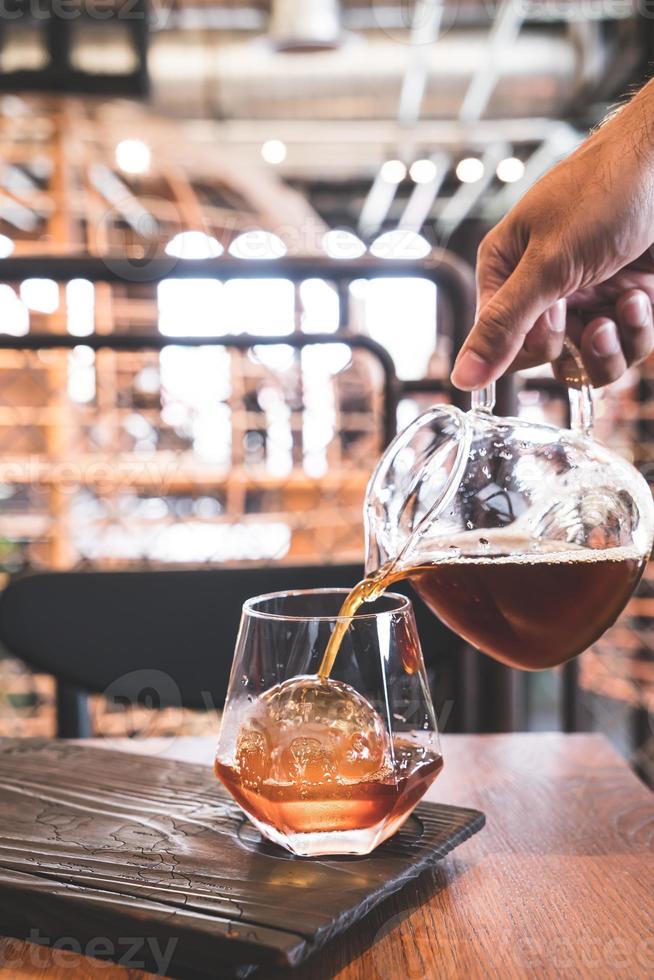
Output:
top-left (451, 254), bottom-right (562, 390)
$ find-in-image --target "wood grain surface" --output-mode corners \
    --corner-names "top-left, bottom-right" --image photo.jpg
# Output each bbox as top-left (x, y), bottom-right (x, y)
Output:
top-left (1, 733), bottom-right (653, 979)
top-left (0, 738), bottom-right (483, 976)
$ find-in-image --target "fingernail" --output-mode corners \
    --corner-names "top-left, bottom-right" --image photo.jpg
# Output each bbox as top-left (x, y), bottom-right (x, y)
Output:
top-left (591, 322), bottom-right (621, 358)
top-left (549, 298), bottom-right (567, 332)
top-left (621, 293), bottom-right (650, 328)
top-left (451, 350), bottom-right (489, 389)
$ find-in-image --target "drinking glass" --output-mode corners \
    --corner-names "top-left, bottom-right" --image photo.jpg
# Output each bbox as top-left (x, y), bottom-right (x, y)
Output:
top-left (215, 589), bottom-right (442, 856)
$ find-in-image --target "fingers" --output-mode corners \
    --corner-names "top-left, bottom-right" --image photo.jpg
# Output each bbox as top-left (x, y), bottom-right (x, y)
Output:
top-left (472, 286), bottom-right (654, 389)
top-left (579, 317), bottom-right (627, 387)
top-left (565, 290), bottom-right (654, 388)
top-left (510, 301), bottom-right (566, 372)
top-left (455, 234), bottom-right (653, 391)
top-left (451, 252), bottom-right (561, 390)
top-left (615, 289), bottom-right (654, 365)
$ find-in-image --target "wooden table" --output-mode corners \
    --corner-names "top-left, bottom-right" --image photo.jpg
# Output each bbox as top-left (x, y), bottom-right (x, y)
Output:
top-left (1, 733), bottom-right (653, 979)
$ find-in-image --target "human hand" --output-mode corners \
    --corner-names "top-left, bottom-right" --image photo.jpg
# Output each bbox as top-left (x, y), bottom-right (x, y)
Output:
top-left (451, 81), bottom-right (654, 390)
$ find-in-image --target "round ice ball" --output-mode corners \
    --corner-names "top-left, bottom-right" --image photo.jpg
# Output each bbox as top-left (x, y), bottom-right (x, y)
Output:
top-left (235, 675), bottom-right (390, 787)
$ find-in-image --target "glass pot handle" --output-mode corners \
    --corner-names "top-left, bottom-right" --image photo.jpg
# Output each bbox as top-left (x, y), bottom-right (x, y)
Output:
top-left (471, 382), bottom-right (496, 413)
top-left (557, 336), bottom-right (594, 437)
top-left (468, 340), bottom-right (593, 435)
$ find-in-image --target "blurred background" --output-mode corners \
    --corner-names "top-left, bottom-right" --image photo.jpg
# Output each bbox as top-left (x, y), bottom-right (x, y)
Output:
top-left (0, 0), bottom-right (652, 781)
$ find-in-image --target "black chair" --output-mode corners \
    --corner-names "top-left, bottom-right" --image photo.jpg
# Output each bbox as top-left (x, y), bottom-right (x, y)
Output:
top-left (0, 565), bottom-right (458, 737)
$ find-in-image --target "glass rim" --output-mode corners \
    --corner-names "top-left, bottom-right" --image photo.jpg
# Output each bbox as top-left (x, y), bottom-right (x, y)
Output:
top-left (242, 587), bottom-right (412, 622)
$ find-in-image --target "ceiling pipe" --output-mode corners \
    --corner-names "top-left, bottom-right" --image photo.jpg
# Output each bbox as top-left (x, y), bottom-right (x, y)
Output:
top-left (459, 0), bottom-right (525, 123)
top-left (398, 0), bottom-right (445, 127)
top-left (149, 30), bottom-right (580, 120)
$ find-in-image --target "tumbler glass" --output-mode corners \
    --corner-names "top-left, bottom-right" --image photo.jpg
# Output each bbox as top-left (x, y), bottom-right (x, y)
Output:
top-left (215, 589), bottom-right (442, 856)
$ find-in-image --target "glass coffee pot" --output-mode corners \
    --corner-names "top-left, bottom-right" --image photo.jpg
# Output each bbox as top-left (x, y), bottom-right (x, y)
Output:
top-left (364, 344), bottom-right (654, 670)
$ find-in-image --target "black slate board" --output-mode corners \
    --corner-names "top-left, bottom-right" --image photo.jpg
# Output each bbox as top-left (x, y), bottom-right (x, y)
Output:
top-left (0, 739), bottom-right (484, 977)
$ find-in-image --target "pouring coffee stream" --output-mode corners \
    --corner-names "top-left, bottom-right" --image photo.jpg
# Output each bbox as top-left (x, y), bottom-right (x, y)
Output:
top-left (320, 342), bottom-right (653, 675)
top-left (318, 383), bottom-right (502, 678)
